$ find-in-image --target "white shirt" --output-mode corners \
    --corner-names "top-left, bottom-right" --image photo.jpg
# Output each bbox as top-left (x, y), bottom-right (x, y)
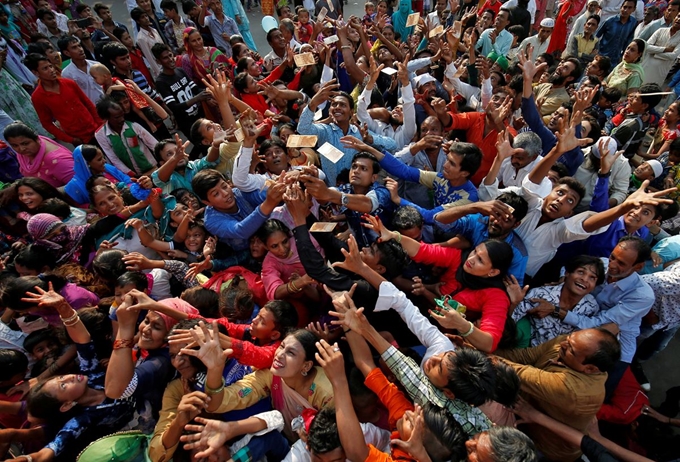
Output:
top-left (374, 281), bottom-right (455, 363)
top-left (136, 27), bottom-right (165, 79)
top-left (61, 60), bottom-right (105, 104)
top-left (444, 62), bottom-right (492, 112)
top-left (496, 155), bottom-right (542, 188)
top-left (357, 82), bottom-right (416, 151)
top-left (518, 35), bottom-right (551, 62)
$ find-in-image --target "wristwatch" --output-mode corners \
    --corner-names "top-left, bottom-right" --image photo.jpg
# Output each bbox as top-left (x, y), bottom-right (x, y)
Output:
top-left (551, 304), bottom-right (561, 318)
top-left (341, 193), bottom-right (350, 206)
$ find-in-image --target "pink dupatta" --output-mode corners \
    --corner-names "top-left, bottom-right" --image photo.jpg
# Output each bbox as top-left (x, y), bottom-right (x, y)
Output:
top-left (271, 374), bottom-right (314, 440)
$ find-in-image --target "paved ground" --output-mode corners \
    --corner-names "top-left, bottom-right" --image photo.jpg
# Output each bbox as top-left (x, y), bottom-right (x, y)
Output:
top-left (104, 0), bottom-right (679, 412)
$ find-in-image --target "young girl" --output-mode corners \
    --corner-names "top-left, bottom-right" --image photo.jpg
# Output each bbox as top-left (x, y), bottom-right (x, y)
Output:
top-left (64, 144), bottom-right (132, 207)
top-left (125, 217), bottom-right (211, 264)
top-left (644, 101), bottom-right (680, 161)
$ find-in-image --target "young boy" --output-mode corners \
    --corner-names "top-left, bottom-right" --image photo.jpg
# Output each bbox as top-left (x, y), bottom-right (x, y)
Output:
top-left (152, 135), bottom-right (220, 194)
top-left (593, 86), bottom-right (622, 131)
top-left (610, 84), bottom-right (664, 157)
top-left (296, 8), bottom-right (314, 43)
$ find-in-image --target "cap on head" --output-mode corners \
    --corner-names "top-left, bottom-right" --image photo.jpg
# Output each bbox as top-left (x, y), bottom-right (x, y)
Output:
top-left (648, 159), bottom-right (663, 178)
top-left (540, 18), bottom-right (555, 28)
top-left (414, 73), bottom-right (436, 89)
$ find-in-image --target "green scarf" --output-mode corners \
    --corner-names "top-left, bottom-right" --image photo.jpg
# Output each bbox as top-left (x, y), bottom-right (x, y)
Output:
top-left (107, 121), bottom-right (154, 175)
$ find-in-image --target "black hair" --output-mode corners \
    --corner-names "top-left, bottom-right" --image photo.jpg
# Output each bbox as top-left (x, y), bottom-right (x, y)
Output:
top-left (77, 306), bottom-right (113, 360)
top-left (112, 26), bottom-right (129, 42)
top-left (36, 8), bottom-right (55, 20)
top-left (88, 183), bottom-right (119, 208)
top-left (640, 83), bottom-right (663, 110)
top-left (160, 0), bottom-right (178, 12)
top-left (263, 300), bottom-right (299, 337)
top-left (352, 152), bottom-right (381, 175)
top-left (587, 13), bottom-right (601, 25)
top-left (259, 137), bottom-right (287, 158)
top-left (130, 7), bottom-right (146, 23)
top-left (35, 198), bottom-right (71, 220)
top-left (266, 27), bottom-right (281, 43)
top-left (622, 0), bottom-right (637, 6)
top-left (421, 402), bottom-right (467, 462)
top-left (375, 240), bottom-right (410, 279)
top-left (233, 71), bottom-right (250, 93)
top-left (601, 86), bottom-right (622, 103)
top-left (26, 42), bottom-right (54, 56)
top-left (96, 96), bottom-right (122, 120)
top-left (307, 407), bottom-right (342, 454)
top-left (0, 349), bottom-right (28, 382)
top-left (618, 235), bottom-right (652, 264)
top-left (630, 38), bottom-right (646, 63)
top-left (57, 35), bottom-right (80, 53)
top-left (219, 280), bottom-right (255, 322)
top-left (116, 271), bottom-right (149, 291)
top-left (171, 188), bottom-right (202, 208)
top-left (550, 162), bottom-right (569, 179)
top-left (235, 56), bottom-right (250, 74)
top-left (181, 287), bottom-right (220, 319)
top-left (487, 426), bottom-right (538, 462)
top-left (490, 358), bottom-right (520, 406)
top-left (593, 54), bottom-right (611, 75)
top-left (92, 249), bottom-right (128, 282)
top-left (446, 347), bottom-right (496, 406)
top-left (495, 191), bottom-right (528, 222)
top-left (582, 116), bottom-right (601, 145)
top-left (562, 57), bottom-right (583, 82)
top-left (334, 91), bottom-right (355, 111)
top-left (75, 3), bottom-right (90, 14)
top-left (152, 42), bottom-right (171, 60)
top-left (538, 52), bottom-right (555, 68)
top-left (4, 121), bottom-right (39, 141)
top-left (154, 138), bottom-right (175, 160)
top-left (14, 245), bottom-right (57, 272)
top-left (508, 24), bottom-right (525, 39)
top-left (232, 43), bottom-right (249, 61)
top-left (15, 176), bottom-right (63, 209)
top-left (564, 255), bottom-right (605, 285)
top-left (189, 118), bottom-right (208, 145)
top-left (557, 177), bottom-right (587, 207)
top-left (449, 142), bottom-right (483, 176)
top-left (481, 239), bottom-right (514, 274)
top-left (0, 274), bottom-right (68, 312)
top-left (181, 0), bottom-right (198, 15)
top-left (583, 328), bottom-right (621, 373)
top-left (256, 219), bottom-right (291, 245)
top-left (192, 169), bottom-right (226, 202)
top-left (102, 41), bottom-right (130, 68)
top-left (79, 144), bottom-right (100, 164)
top-left (24, 330), bottom-right (59, 357)
top-left (392, 206), bottom-right (424, 232)
top-left (93, 3), bottom-right (109, 14)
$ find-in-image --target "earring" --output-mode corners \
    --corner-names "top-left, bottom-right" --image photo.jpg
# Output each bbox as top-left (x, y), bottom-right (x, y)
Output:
top-left (301, 369), bottom-right (308, 376)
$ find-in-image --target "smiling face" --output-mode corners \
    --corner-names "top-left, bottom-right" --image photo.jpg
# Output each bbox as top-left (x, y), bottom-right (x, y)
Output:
top-left (169, 341), bottom-right (198, 379)
top-left (42, 374), bottom-right (89, 409)
top-left (264, 230), bottom-right (292, 260)
top-left (93, 188), bottom-right (124, 216)
top-left (138, 311), bottom-right (168, 350)
top-left (185, 226), bottom-right (207, 252)
top-left (271, 335), bottom-right (311, 378)
top-left (542, 184), bottom-right (581, 220)
top-left (203, 179), bottom-right (237, 212)
top-left (7, 135), bottom-right (41, 158)
top-left (157, 49), bottom-right (176, 70)
top-left (607, 242), bottom-right (641, 281)
top-left (633, 161), bottom-right (656, 181)
top-left (329, 95), bottom-right (352, 124)
top-left (564, 264), bottom-right (599, 297)
top-left (623, 204), bottom-right (657, 231)
top-left (87, 149), bottom-right (107, 173)
top-left (246, 57), bottom-right (261, 77)
top-left (17, 185), bottom-right (43, 210)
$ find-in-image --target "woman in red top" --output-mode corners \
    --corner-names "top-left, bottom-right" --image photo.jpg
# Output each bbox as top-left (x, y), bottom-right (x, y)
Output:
top-left (364, 215), bottom-right (513, 352)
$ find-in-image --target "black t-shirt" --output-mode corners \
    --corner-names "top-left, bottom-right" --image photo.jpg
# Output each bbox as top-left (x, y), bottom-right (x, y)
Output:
top-left (581, 435), bottom-right (620, 462)
top-left (155, 69), bottom-right (203, 131)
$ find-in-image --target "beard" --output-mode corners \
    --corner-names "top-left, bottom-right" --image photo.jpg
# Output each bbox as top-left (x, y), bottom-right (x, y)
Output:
top-left (549, 73), bottom-right (567, 85)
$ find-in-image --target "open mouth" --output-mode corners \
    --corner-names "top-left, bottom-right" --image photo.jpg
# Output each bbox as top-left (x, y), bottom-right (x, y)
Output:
top-left (574, 282), bottom-right (587, 290)
top-left (272, 359), bottom-right (283, 369)
top-left (548, 203), bottom-right (560, 213)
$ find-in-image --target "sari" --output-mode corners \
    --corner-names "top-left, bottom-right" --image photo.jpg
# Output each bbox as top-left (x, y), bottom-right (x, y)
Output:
top-left (547, 0), bottom-right (587, 54)
top-left (16, 136), bottom-right (75, 188)
top-left (65, 145), bottom-right (131, 206)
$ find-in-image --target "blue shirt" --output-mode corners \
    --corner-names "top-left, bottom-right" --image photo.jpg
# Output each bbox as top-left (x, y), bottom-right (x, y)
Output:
top-left (337, 182), bottom-right (395, 248)
top-left (596, 15), bottom-right (637, 66)
top-left (434, 213), bottom-right (529, 285)
top-left (152, 157), bottom-right (218, 194)
top-left (204, 188), bottom-right (268, 252)
top-left (476, 28), bottom-right (513, 57)
top-left (296, 106), bottom-right (398, 185)
top-left (564, 270), bottom-right (654, 362)
top-left (583, 216), bottom-right (649, 258)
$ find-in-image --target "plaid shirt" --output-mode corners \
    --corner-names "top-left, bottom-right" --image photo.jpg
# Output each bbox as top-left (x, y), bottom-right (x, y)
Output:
top-left (381, 346), bottom-right (491, 436)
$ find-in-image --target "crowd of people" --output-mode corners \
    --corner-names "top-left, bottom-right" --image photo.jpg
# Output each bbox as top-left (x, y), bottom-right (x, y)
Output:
top-left (1, 0), bottom-right (680, 460)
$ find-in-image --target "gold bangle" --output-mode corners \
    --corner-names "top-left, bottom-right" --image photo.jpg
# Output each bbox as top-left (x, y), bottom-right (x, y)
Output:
top-left (290, 280), bottom-right (302, 292)
top-left (394, 231), bottom-right (402, 244)
top-left (59, 311), bottom-right (78, 325)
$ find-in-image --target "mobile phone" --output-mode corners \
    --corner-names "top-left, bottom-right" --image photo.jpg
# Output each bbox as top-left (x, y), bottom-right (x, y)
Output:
top-left (75, 17), bottom-right (92, 28)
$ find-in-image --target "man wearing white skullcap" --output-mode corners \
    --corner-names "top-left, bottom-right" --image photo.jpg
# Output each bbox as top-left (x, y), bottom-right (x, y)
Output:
top-left (517, 17), bottom-right (554, 61)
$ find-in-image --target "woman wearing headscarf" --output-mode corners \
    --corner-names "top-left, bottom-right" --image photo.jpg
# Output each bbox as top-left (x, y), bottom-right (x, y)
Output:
top-left (64, 145), bottom-right (131, 206)
top-left (391, 0), bottom-right (414, 42)
top-left (180, 27), bottom-right (229, 86)
top-left (26, 213), bottom-right (90, 265)
top-left (222, 0), bottom-right (257, 52)
top-left (604, 39), bottom-right (645, 95)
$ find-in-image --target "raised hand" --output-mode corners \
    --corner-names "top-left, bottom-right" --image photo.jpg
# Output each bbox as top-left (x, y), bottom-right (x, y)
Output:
top-left (202, 69), bottom-right (232, 104)
top-left (309, 79), bottom-right (340, 111)
top-left (180, 321), bottom-right (232, 369)
top-left (20, 281), bottom-right (68, 312)
top-left (361, 213), bottom-right (396, 243)
top-left (598, 140), bottom-right (623, 175)
top-left (367, 55), bottom-right (385, 89)
top-left (390, 405), bottom-right (432, 462)
top-left (624, 181), bottom-right (676, 209)
top-left (384, 177), bottom-right (401, 205)
top-left (429, 302), bottom-right (468, 331)
top-left (329, 292), bottom-right (368, 335)
top-left (185, 256), bottom-right (213, 281)
top-left (181, 417), bottom-right (237, 458)
top-left (176, 391), bottom-right (211, 427)
top-left (518, 44), bottom-right (547, 81)
top-left (504, 275), bottom-right (529, 306)
top-left (555, 110), bottom-right (593, 154)
top-left (331, 234), bottom-right (369, 275)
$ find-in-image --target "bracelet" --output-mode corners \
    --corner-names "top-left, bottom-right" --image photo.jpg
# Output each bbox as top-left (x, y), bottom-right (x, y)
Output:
top-left (63, 316), bottom-right (81, 327)
top-left (394, 231), bottom-right (402, 244)
top-left (343, 327), bottom-right (351, 333)
top-left (460, 321), bottom-right (475, 337)
top-left (289, 280), bottom-right (302, 293)
top-left (205, 377), bottom-right (226, 395)
top-left (59, 310), bottom-right (78, 325)
top-left (125, 206), bottom-right (133, 215)
top-left (341, 45), bottom-right (352, 50)
top-left (113, 338), bottom-right (135, 350)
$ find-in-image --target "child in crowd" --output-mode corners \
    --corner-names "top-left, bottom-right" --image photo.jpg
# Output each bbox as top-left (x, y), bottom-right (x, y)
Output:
top-left (296, 8), bottom-right (314, 44)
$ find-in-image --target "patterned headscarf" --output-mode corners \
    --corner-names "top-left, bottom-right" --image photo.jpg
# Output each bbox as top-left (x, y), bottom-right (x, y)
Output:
top-left (183, 27), bottom-right (211, 84)
top-left (27, 213), bottom-right (89, 264)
